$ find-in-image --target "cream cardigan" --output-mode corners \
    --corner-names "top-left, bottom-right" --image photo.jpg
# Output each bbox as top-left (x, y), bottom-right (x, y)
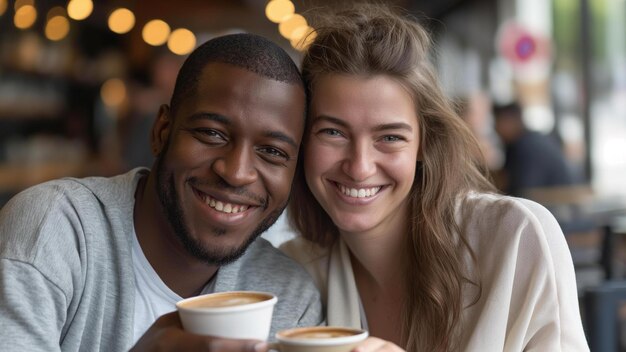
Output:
top-left (281, 193), bottom-right (589, 351)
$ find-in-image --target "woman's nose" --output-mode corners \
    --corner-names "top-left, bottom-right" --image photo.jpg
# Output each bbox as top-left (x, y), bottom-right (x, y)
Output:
top-left (342, 141), bottom-right (376, 181)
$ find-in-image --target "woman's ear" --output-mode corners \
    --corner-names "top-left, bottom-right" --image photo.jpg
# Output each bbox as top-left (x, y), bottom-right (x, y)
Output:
top-left (151, 104), bottom-right (172, 156)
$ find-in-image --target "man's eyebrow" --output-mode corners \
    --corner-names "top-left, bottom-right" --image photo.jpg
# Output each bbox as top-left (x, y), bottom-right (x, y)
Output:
top-left (188, 112), bottom-right (230, 125)
top-left (264, 131), bottom-right (298, 149)
top-left (188, 112), bottom-right (297, 148)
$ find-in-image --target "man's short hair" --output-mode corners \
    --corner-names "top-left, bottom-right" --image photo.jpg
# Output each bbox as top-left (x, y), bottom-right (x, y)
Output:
top-left (170, 33), bottom-right (304, 114)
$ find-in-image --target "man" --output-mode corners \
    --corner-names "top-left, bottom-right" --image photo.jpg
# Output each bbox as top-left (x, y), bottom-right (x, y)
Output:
top-left (0, 34), bottom-right (322, 351)
top-left (493, 102), bottom-right (578, 197)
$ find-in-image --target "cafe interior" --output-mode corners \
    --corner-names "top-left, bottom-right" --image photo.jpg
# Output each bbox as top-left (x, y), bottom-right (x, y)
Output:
top-left (1, 0), bottom-right (626, 350)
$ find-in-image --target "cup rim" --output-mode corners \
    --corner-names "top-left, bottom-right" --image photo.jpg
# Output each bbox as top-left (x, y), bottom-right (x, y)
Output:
top-left (176, 291), bottom-right (277, 313)
top-left (276, 326), bottom-right (369, 346)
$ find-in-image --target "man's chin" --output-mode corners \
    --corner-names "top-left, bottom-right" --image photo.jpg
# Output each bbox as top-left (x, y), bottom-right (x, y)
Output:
top-left (183, 231), bottom-right (258, 266)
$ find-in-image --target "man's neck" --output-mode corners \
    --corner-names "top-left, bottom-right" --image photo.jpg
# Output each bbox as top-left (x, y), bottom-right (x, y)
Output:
top-left (133, 173), bottom-right (218, 298)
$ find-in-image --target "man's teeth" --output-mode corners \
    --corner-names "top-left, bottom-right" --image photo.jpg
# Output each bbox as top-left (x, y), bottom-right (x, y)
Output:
top-left (338, 184), bottom-right (381, 198)
top-left (205, 196), bottom-right (249, 214)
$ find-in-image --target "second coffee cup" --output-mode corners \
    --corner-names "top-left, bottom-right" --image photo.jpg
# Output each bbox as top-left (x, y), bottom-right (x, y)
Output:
top-left (273, 326), bottom-right (369, 352)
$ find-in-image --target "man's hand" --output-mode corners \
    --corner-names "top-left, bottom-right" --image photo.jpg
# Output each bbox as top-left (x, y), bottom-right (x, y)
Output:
top-left (131, 311), bottom-right (269, 352)
top-left (352, 337), bottom-right (405, 352)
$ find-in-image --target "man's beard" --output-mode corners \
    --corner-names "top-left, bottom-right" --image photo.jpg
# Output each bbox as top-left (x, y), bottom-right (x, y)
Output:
top-left (154, 153), bottom-right (285, 266)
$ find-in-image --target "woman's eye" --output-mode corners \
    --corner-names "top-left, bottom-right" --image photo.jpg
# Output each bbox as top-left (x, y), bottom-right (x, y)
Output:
top-left (381, 135), bottom-right (403, 142)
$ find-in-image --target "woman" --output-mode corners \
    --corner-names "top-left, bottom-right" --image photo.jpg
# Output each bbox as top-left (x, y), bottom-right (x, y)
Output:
top-left (281, 3), bottom-right (588, 352)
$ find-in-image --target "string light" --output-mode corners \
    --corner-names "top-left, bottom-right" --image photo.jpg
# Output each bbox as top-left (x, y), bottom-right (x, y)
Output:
top-left (108, 8), bottom-right (135, 34)
top-left (168, 28), bottom-right (196, 55)
top-left (142, 19), bottom-right (170, 46)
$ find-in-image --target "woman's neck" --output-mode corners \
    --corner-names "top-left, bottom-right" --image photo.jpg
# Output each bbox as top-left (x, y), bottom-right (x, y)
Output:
top-left (341, 213), bottom-right (408, 347)
top-left (340, 216), bottom-right (408, 289)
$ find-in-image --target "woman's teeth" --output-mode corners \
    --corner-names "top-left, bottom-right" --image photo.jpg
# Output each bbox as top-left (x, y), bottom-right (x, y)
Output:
top-left (338, 184), bottom-right (381, 198)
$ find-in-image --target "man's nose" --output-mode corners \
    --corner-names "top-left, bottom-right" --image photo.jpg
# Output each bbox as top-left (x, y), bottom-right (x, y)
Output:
top-left (211, 144), bottom-right (257, 187)
top-left (342, 141), bottom-right (376, 181)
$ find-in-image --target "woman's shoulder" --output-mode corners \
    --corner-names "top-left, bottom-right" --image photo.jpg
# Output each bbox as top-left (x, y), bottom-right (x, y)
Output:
top-left (460, 192), bottom-right (566, 255)
top-left (462, 192), bottom-right (558, 229)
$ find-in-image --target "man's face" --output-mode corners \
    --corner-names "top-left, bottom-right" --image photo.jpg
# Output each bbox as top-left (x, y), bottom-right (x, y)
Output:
top-left (152, 62), bottom-right (305, 265)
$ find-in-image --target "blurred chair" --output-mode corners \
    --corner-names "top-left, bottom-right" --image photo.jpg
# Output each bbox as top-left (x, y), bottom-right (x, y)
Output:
top-left (585, 281), bottom-right (626, 352)
top-left (524, 186), bottom-right (605, 289)
top-left (525, 186), bottom-right (626, 350)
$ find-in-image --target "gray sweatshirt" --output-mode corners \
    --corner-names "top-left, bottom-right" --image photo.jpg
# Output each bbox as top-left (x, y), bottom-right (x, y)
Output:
top-left (0, 168), bottom-right (322, 351)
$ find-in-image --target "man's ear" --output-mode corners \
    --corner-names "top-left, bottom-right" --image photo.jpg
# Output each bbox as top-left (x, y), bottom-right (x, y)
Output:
top-left (151, 104), bottom-right (172, 156)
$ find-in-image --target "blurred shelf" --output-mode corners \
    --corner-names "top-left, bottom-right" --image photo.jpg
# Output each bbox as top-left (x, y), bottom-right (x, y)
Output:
top-left (0, 161), bottom-right (94, 194)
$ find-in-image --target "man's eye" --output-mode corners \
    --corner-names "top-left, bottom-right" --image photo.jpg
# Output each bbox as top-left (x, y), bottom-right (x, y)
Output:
top-left (258, 146), bottom-right (288, 160)
top-left (194, 128), bottom-right (226, 141)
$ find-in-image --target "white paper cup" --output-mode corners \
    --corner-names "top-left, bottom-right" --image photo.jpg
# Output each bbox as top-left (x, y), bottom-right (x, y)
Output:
top-left (274, 326), bottom-right (369, 352)
top-left (176, 291), bottom-right (277, 340)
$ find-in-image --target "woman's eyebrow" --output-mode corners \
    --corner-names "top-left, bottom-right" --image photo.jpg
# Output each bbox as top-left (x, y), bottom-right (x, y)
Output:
top-left (372, 122), bottom-right (413, 132)
top-left (312, 115), bottom-right (350, 128)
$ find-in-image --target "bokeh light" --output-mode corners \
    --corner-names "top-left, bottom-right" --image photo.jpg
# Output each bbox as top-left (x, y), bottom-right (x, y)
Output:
top-left (0, 0), bottom-right (8, 16)
top-left (108, 8), bottom-right (135, 34)
top-left (101, 78), bottom-right (127, 107)
top-left (47, 6), bottom-right (66, 20)
top-left (265, 0), bottom-right (294, 24)
top-left (14, 4), bottom-right (37, 30)
top-left (167, 28), bottom-right (196, 55)
top-left (278, 14), bottom-right (307, 39)
top-left (45, 16), bottom-right (70, 41)
top-left (67, 0), bottom-right (93, 21)
top-left (14, 0), bottom-right (34, 10)
top-left (290, 26), bottom-right (316, 51)
top-left (142, 19), bottom-right (171, 46)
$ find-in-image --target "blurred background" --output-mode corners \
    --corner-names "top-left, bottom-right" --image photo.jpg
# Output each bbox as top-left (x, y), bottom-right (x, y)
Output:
top-left (0, 0), bottom-right (625, 350)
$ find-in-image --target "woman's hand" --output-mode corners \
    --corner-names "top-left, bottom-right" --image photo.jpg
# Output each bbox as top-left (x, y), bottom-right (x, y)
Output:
top-left (351, 337), bottom-right (405, 352)
top-left (131, 311), bottom-right (269, 352)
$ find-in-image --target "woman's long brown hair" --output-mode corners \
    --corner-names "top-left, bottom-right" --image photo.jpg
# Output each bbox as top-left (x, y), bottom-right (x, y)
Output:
top-left (288, 3), bottom-right (495, 351)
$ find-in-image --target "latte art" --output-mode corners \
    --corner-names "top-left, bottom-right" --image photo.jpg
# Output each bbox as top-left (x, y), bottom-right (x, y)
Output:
top-left (291, 331), bottom-right (355, 339)
top-left (179, 292), bottom-right (270, 309)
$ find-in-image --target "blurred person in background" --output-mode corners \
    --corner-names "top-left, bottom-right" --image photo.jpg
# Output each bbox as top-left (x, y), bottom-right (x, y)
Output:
top-left (281, 3), bottom-right (588, 352)
top-left (493, 102), bottom-right (579, 197)
top-left (0, 33), bottom-right (322, 352)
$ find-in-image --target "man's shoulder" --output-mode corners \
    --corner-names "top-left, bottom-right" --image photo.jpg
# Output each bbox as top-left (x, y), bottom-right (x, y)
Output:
top-left (241, 238), bottom-right (313, 276)
top-left (219, 237), bottom-right (320, 293)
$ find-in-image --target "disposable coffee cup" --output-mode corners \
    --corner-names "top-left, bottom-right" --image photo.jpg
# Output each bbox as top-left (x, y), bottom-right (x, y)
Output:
top-left (273, 326), bottom-right (369, 352)
top-left (176, 291), bottom-right (277, 340)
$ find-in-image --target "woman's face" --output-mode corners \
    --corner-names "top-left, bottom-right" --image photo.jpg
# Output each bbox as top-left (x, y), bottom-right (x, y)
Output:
top-left (305, 74), bottom-right (420, 236)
